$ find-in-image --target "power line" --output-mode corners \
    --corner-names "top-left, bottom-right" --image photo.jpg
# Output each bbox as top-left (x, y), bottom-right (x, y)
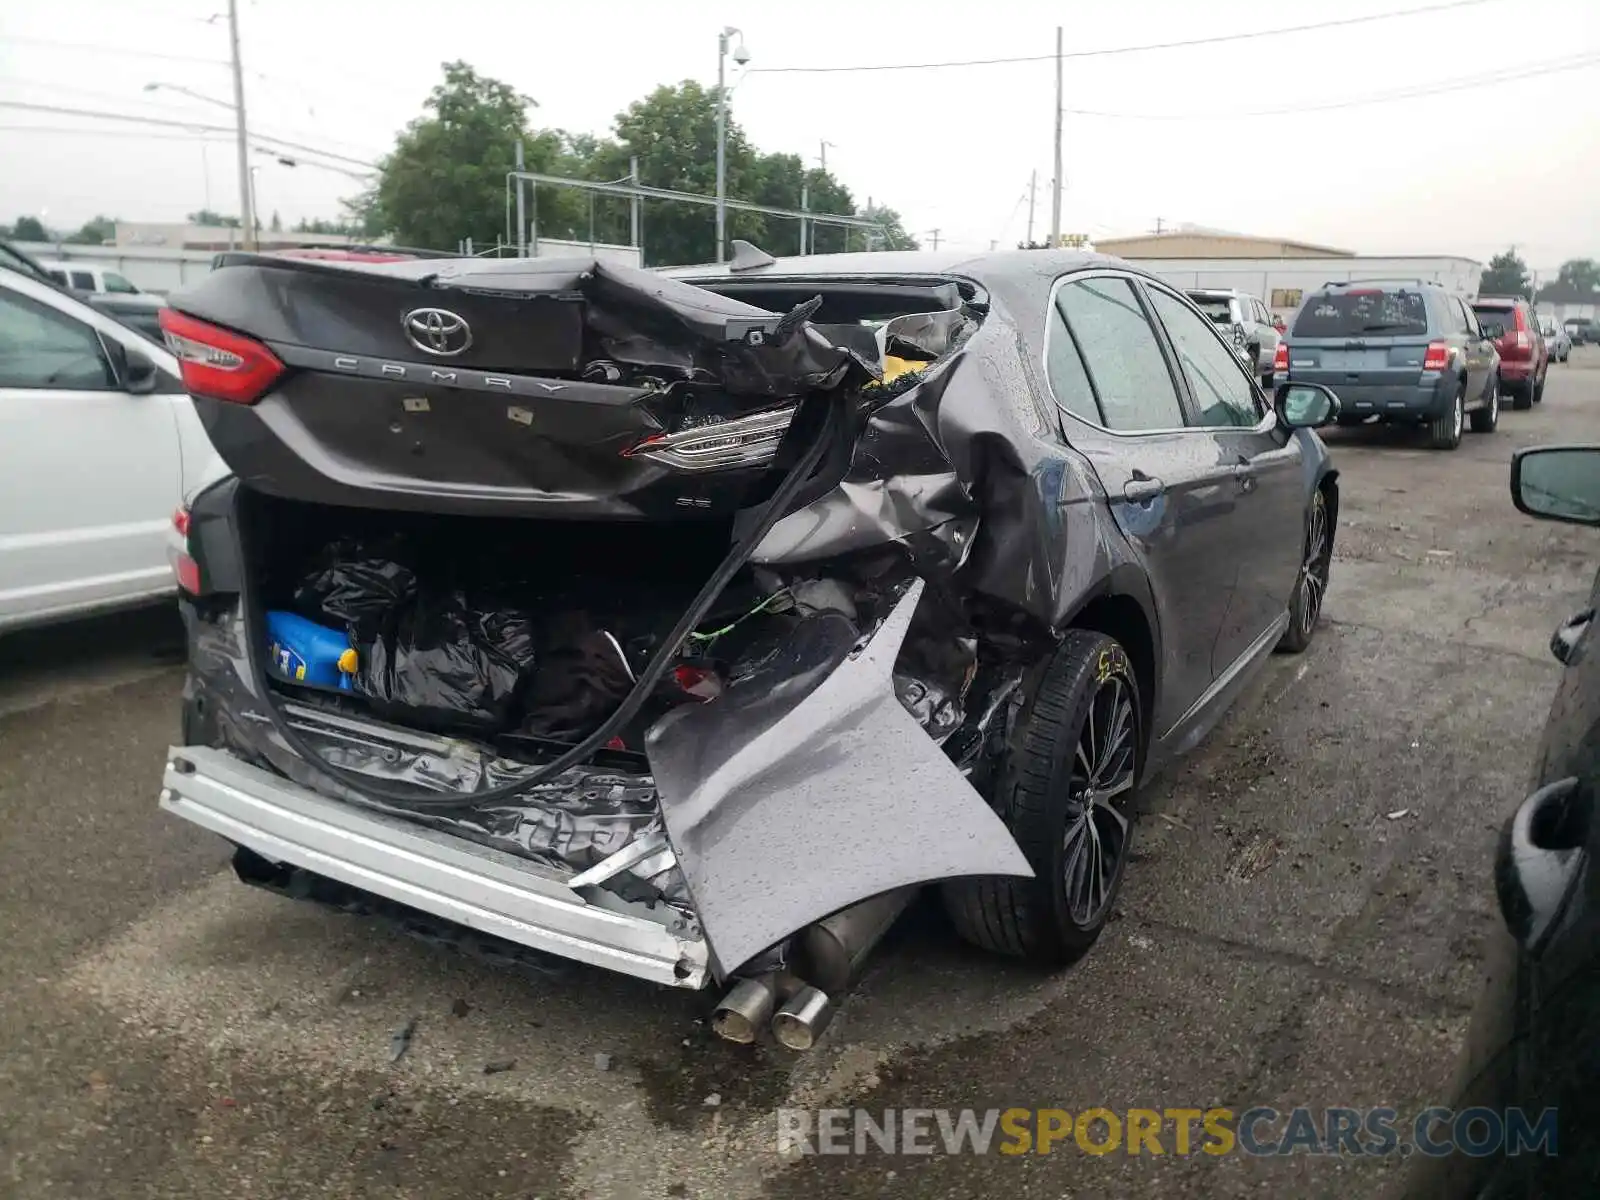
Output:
top-left (1065, 51), bottom-right (1600, 120)
top-left (0, 123), bottom-right (372, 178)
top-left (751, 0), bottom-right (1500, 74)
top-left (0, 34), bottom-right (228, 67)
top-left (0, 101), bottom-right (379, 170)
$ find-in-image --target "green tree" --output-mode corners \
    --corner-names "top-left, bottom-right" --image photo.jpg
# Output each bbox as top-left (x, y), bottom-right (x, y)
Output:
top-left (64, 215), bottom-right (116, 245)
top-left (12, 215), bottom-right (47, 241)
top-left (747, 154), bottom-right (855, 257)
top-left (269, 210), bottom-right (283, 233)
top-left (583, 81), bottom-right (762, 265)
top-left (374, 61), bottom-right (581, 251)
top-left (1480, 249), bottom-right (1532, 298)
top-left (1556, 258), bottom-right (1600, 293)
top-left (859, 202), bottom-right (918, 252)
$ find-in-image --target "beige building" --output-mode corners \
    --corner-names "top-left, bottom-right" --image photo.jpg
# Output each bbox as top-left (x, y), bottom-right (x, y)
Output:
top-left (1094, 230), bottom-right (1355, 260)
top-left (114, 221), bottom-right (374, 252)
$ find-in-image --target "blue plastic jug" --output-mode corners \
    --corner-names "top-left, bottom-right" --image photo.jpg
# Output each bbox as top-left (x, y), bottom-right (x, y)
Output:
top-left (266, 610), bottom-right (357, 691)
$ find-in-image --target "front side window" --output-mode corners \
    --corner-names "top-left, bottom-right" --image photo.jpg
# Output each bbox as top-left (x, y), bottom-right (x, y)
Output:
top-left (102, 271), bottom-right (139, 294)
top-left (0, 289), bottom-right (117, 390)
top-left (1052, 277), bottom-right (1185, 431)
top-left (1147, 288), bottom-right (1260, 429)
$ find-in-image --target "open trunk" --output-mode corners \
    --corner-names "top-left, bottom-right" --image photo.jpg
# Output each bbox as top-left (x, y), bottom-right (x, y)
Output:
top-left (163, 254), bottom-right (1035, 985)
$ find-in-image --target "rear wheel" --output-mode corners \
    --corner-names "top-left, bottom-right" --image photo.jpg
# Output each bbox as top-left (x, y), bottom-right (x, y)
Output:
top-left (1511, 378), bottom-right (1533, 410)
top-left (1469, 374), bottom-right (1500, 433)
top-left (944, 631), bottom-right (1141, 965)
top-left (1532, 367), bottom-right (1546, 404)
top-left (1427, 383), bottom-right (1464, 450)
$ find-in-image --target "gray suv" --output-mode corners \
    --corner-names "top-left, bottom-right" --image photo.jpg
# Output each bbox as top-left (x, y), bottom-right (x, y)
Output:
top-left (1185, 288), bottom-right (1280, 389)
top-left (1281, 279), bottom-right (1500, 450)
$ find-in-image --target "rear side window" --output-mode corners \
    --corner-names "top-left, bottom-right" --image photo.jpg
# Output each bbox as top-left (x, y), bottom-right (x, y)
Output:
top-left (70, 271), bottom-right (96, 290)
top-left (47, 269), bottom-right (68, 285)
top-left (1188, 295), bottom-right (1234, 326)
top-left (1473, 304), bottom-right (1515, 333)
top-left (1292, 289), bottom-right (1429, 338)
top-left (1051, 277), bottom-right (1185, 431)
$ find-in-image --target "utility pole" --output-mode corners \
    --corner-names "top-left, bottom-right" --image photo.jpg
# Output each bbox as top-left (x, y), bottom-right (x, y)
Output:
top-left (629, 155), bottom-right (641, 254)
top-left (227, 0), bottom-right (255, 250)
top-left (1027, 169), bottom-right (1037, 246)
top-left (715, 26), bottom-right (747, 264)
top-left (514, 139), bottom-right (526, 255)
top-left (929, 228), bottom-right (941, 251)
top-left (819, 140), bottom-right (833, 173)
top-left (1154, 216), bottom-right (1165, 234)
top-left (1049, 25), bottom-right (1063, 248)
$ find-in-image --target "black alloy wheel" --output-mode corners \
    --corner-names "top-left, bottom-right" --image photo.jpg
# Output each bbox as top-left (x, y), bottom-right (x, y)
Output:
top-left (1061, 673), bottom-right (1137, 925)
top-left (1278, 489), bottom-right (1331, 654)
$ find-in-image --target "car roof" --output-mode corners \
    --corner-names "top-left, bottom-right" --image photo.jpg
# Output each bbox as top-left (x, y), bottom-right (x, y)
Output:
top-left (661, 246), bottom-right (1115, 284)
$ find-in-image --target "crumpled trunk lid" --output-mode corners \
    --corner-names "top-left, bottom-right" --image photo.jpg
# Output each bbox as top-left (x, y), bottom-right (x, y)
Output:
top-left (168, 256), bottom-right (872, 520)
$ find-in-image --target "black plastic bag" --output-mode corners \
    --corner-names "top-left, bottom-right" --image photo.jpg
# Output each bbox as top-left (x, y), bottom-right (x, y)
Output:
top-left (294, 538), bottom-right (418, 642)
top-left (520, 612), bottom-right (636, 742)
top-left (357, 590), bottom-right (536, 731)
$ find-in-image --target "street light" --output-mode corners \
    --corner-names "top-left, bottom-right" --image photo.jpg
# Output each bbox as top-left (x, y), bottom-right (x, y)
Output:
top-left (143, 81), bottom-right (236, 111)
top-left (714, 25), bottom-right (749, 264)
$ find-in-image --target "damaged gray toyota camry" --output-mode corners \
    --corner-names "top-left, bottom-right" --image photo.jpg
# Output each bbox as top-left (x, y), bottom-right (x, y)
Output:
top-left (155, 244), bottom-right (1340, 1048)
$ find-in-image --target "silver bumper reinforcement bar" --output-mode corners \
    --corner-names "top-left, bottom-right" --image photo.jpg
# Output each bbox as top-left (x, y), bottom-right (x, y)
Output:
top-left (160, 745), bottom-right (710, 988)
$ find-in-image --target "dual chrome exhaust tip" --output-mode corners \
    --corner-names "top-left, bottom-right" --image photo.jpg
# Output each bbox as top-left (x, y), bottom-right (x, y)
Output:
top-left (711, 975), bottom-right (836, 1051)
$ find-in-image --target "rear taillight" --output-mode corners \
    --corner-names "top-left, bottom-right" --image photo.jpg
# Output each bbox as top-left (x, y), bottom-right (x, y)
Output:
top-left (1513, 330), bottom-right (1532, 350)
top-left (158, 308), bottom-right (285, 405)
top-left (1422, 341), bottom-right (1452, 372)
top-left (171, 506), bottom-right (201, 594)
top-left (624, 405), bottom-right (797, 472)
top-left (1273, 342), bottom-right (1289, 374)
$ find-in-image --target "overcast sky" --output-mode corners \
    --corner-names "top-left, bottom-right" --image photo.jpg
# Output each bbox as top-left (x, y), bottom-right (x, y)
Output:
top-left (2, 0), bottom-right (1596, 271)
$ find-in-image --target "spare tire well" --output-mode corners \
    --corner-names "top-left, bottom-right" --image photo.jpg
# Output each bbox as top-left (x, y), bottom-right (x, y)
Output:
top-left (1066, 593), bottom-right (1155, 761)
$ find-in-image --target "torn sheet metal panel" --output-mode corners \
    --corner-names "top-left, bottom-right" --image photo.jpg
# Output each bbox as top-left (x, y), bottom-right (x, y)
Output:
top-left (646, 580), bottom-right (1034, 974)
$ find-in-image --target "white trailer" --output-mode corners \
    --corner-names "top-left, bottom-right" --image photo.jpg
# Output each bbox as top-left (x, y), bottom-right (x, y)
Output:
top-left (1112, 255), bottom-right (1485, 322)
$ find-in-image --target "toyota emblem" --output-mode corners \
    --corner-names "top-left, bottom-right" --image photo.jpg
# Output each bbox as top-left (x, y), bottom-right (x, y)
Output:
top-left (402, 307), bottom-right (472, 356)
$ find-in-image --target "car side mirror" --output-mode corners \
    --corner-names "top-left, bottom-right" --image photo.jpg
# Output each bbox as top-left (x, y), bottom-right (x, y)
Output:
top-left (123, 347), bottom-right (160, 394)
top-left (1480, 322), bottom-right (1504, 340)
top-left (1273, 381), bottom-right (1339, 429)
top-left (1511, 445), bottom-right (1600, 526)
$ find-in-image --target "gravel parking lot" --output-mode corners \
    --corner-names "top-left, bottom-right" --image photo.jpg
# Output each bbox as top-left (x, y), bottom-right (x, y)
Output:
top-left (2, 353), bottom-right (1597, 1200)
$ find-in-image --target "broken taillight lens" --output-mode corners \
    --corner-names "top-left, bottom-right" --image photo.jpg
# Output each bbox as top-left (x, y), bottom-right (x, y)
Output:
top-left (1422, 341), bottom-right (1452, 372)
top-left (171, 506), bottom-right (201, 594)
top-left (623, 405), bottom-right (798, 472)
top-left (159, 308), bottom-right (285, 405)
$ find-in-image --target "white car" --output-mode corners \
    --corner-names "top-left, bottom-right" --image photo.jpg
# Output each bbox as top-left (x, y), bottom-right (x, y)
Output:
top-left (0, 265), bottom-right (222, 632)
top-left (35, 259), bottom-right (145, 296)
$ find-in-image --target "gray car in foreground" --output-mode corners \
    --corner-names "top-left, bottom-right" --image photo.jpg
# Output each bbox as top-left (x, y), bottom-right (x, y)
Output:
top-left (156, 247), bottom-right (1341, 1046)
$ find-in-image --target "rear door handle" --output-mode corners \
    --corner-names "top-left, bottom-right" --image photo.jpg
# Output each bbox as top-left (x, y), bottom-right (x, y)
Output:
top-left (1123, 476), bottom-right (1165, 503)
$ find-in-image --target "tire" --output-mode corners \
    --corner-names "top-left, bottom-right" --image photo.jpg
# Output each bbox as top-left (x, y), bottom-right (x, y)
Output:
top-left (1469, 373), bottom-right (1500, 433)
top-left (1276, 488), bottom-right (1332, 654)
top-left (943, 630), bottom-right (1142, 965)
top-left (1427, 383), bottom-right (1465, 449)
top-left (1532, 368), bottom-right (1545, 404)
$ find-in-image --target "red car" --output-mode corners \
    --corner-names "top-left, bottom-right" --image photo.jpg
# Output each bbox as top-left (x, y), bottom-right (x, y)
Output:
top-left (1472, 295), bottom-right (1547, 408)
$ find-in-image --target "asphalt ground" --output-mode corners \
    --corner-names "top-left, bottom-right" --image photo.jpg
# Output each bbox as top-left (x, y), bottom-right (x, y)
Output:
top-left (2, 351), bottom-right (1597, 1199)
